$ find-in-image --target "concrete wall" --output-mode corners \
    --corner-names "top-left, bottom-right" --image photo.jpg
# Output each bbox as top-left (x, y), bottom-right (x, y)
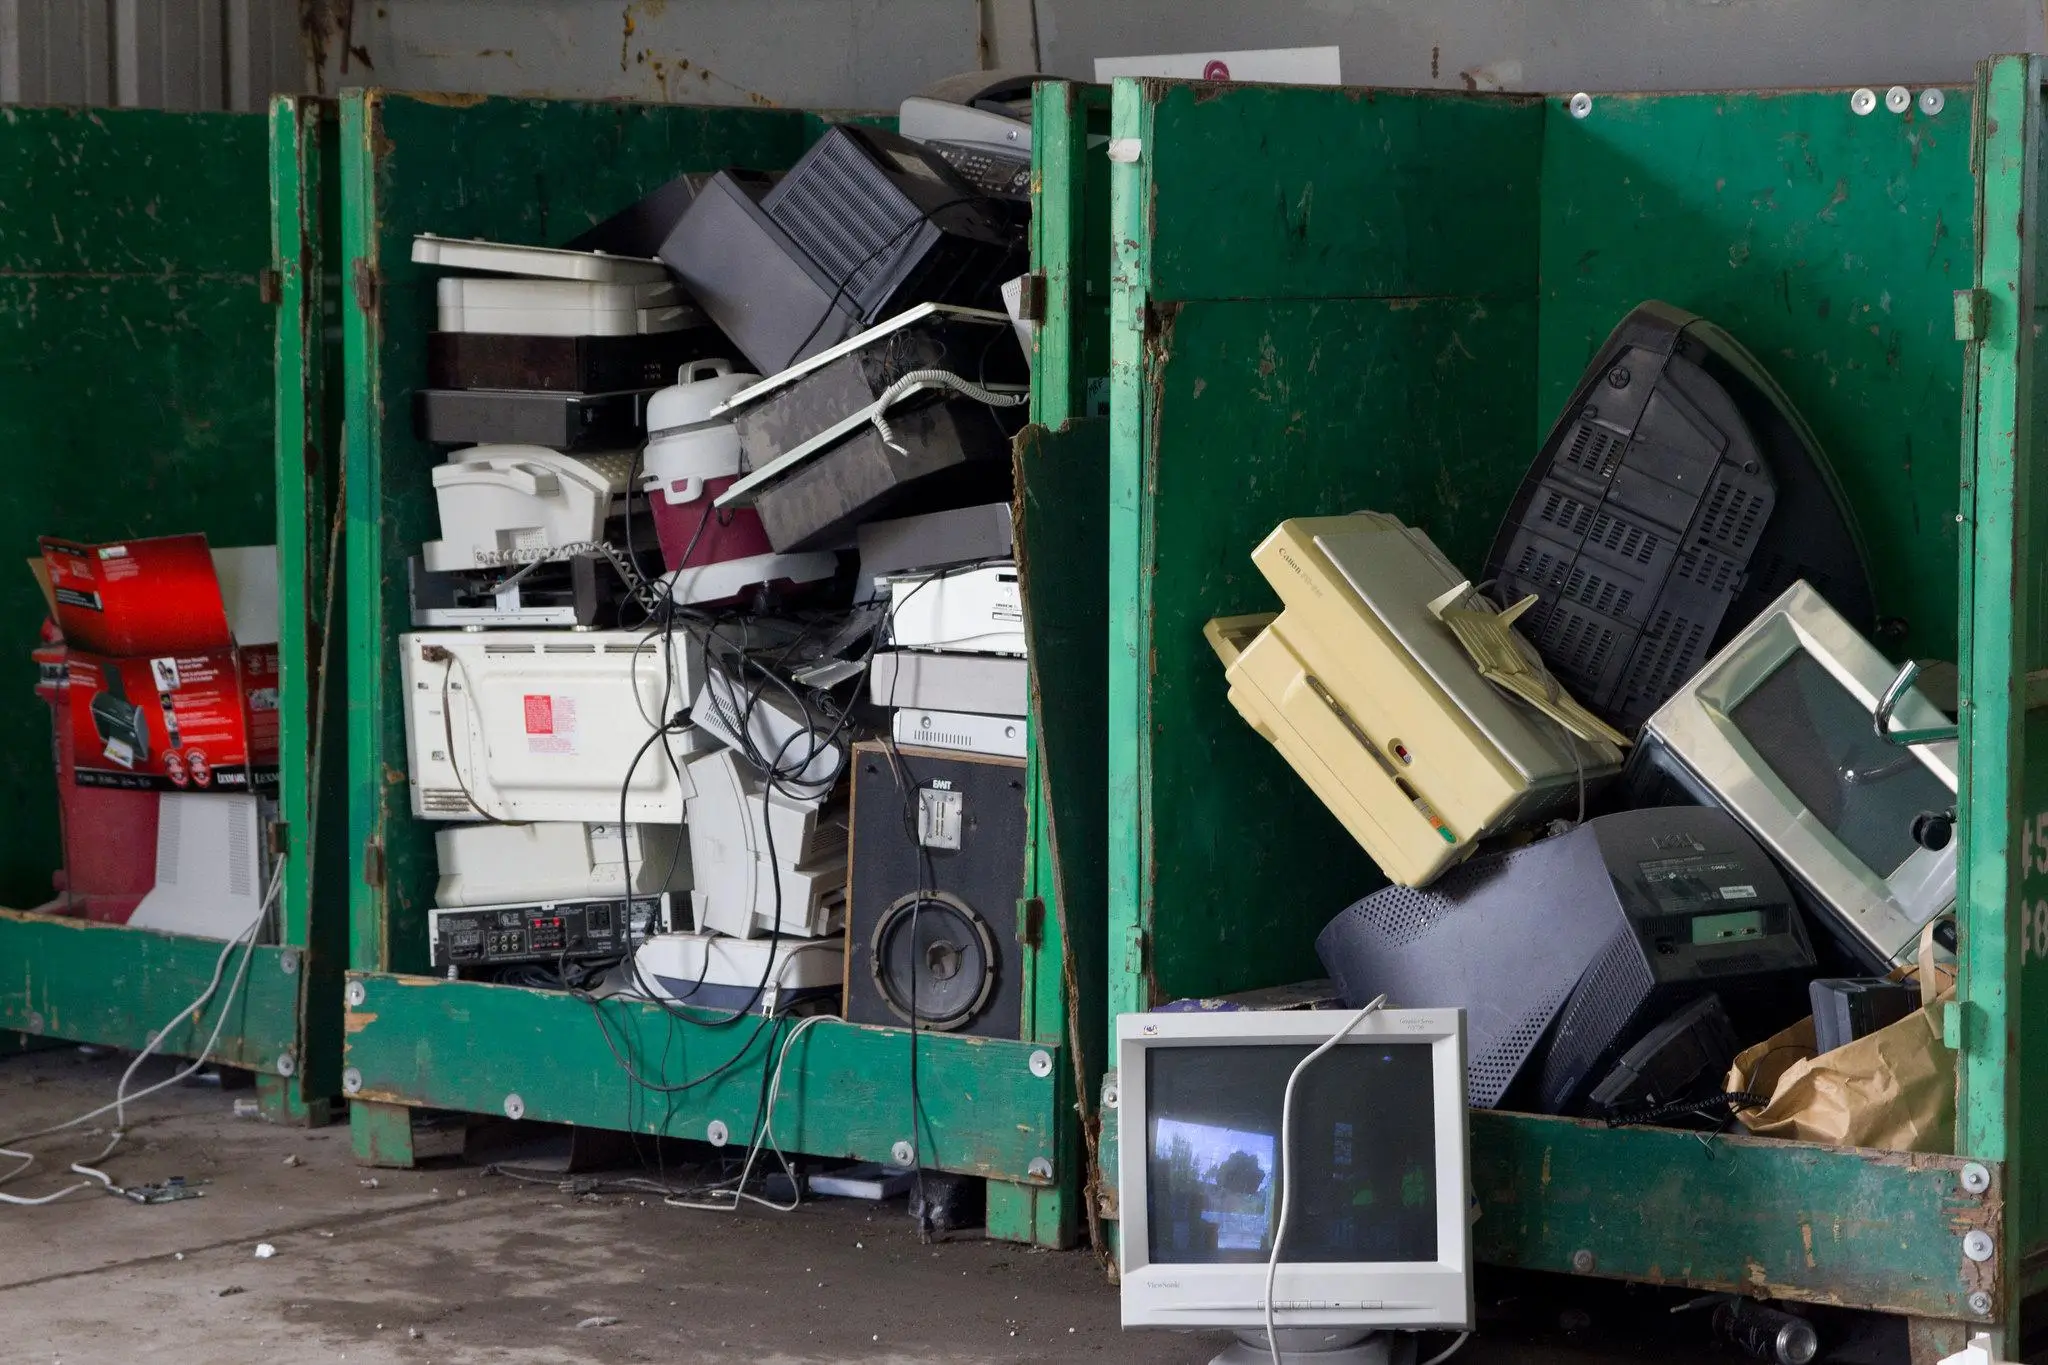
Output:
top-left (1034, 0), bottom-right (2045, 92)
top-left (321, 0), bottom-right (2043, 107)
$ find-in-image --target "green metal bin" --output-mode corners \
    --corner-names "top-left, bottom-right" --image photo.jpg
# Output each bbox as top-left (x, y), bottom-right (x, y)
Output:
top-left (1099, 61), bottom-right (2047, 1353)
top-left (0, 100), bottom-right (347, 1125)
top-left (333, 89), bottom-right (1110, 1247)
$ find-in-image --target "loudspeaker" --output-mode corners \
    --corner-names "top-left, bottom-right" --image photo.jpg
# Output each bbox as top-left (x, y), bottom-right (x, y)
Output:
top-left (845, 740), bottom-right (1027, 1037)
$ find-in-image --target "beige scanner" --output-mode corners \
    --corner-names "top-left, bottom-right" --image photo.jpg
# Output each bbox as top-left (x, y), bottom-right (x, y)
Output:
top-left (1207, 513), bottom-right (1626, 887)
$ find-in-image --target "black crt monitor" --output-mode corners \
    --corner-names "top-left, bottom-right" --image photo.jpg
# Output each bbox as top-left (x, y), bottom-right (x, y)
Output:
top-left (1484, 302), bottom-right (1875, 733)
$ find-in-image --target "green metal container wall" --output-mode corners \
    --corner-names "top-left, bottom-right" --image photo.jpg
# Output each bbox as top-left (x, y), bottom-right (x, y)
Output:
top-left (1105, 74), bottom-right (2014, 1336)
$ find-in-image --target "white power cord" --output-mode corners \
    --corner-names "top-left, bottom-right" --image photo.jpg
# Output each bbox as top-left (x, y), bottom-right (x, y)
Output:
top-left (1420, 1331), bottom-right (1471, 1365)
top-left (1265, 993), bottom-right (1388, 1365)
top-left (663, 1011), bottom-right (837, 1215)
top-left (869, 369), bottom-right (1027, 454)
top-left (0, 866), bottom-right (279, 1206)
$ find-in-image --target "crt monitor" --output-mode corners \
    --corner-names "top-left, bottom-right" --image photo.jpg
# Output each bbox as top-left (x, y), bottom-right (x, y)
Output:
top-left (1627, 579), bottom-right (1958, 972)
top-left (1118, 1008), bottom-right (1471, 1362)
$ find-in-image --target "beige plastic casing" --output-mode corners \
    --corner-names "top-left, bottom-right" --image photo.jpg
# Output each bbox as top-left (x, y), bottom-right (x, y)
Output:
top-left (1207, 515), bottom-right (1621, 886)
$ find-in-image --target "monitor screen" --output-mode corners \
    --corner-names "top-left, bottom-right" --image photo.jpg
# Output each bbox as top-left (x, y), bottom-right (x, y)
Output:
top-left (1728, 652), bottom-right (1951, 877)
top-left (1144, 1042), bottom-right (1439, 1266)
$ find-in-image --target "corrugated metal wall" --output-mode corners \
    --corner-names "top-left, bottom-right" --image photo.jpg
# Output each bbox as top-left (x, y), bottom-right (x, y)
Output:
top-left (1, 0), bottom-right (303, 109)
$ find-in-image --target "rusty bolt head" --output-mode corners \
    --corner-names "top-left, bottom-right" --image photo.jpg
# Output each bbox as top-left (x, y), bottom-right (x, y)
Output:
top-left (1571, 1248), bottom-right (1596, 1274)
top-left (341, 1067), bottom-right (363, 1095)
top-left (1969, 1291), bottom-right (1993, 1316)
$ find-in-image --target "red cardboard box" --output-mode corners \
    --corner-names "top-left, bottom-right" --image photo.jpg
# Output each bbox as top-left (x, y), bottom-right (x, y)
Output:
top-left (41, 535), bottom-right (279, 795)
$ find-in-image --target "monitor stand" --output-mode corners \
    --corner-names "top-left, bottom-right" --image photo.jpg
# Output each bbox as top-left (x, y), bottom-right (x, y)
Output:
top-left (1211, 1328), bottom-right (1412, 1365)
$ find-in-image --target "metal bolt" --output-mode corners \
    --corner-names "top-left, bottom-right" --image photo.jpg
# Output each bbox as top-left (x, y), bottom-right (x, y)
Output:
top-left (1962, 1162), bottom-right (1992, 1194)
top-left (706, 1120), bottom-right (729, 1148)
top-left (1104, 1084), bottom-right (1121, 1110)
top-left (502, 1093), bottom-right (525, 1121)
top-left (1885, 86), bottom-right (1912, 115)
top-left (1028, 1049), bottom-right (1054, 1078)
top-left (891, 1140), bottom-right (916, 1167)
top-left (1027, 1157), bottom-right (1054, 1181)
top-left (1851, 88), bottom-right (1878, 116)
top-left (341, 1067), bottom-right (363, 1095)
top-left (24, 1012), bottom-right (44, 1035)
top-left (1571, 1249), bottom-right (1597, 1274)
top-left (276, 1051), bottom-right (296, 1078)
top-left (1920, 89), bottom-right (1947, 116)
top-left (1607, 366), bottom-right (1631, 389)
top-left (279, 949), bottom-right (300, 977)
top-left (1568, 92), bottom-right (1593, 119)
top-left (345, 980), bottom-right (367, 1008)
top-left (1963, 1230), bottom-right (1996, 1263)
top-left (1969, 1291), bottom-right (1993, 1317)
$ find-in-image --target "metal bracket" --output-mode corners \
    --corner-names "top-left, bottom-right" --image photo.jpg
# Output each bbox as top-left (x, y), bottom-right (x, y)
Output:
top-left (1955, 288), bottom-right (1992, 342)
top-left (1874, 661), bottom-right (1959, 746)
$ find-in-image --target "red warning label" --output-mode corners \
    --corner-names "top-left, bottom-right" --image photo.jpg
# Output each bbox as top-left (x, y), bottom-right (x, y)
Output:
top-left (523, 694), bottom-right (554, 735)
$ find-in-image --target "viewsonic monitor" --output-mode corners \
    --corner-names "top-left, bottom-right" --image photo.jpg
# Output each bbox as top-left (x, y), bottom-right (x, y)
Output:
top-left (1117, 1008), bottom-right (1471, 1364)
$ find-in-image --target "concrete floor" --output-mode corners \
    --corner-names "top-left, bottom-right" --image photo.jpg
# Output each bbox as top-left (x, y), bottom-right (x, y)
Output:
top-left (0, 1048), bottom-right (1884, 1365)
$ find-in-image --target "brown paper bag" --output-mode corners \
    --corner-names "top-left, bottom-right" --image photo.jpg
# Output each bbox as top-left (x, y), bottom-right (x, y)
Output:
top-left (1727, 924), bottom-right (1956, 1152)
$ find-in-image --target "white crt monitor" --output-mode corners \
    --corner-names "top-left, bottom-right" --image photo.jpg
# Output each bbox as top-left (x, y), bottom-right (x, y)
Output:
top-left (1117, 1008), bottom-right (1471, 1338)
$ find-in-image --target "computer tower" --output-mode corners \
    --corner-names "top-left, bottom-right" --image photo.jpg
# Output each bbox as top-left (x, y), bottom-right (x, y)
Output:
top-left (1484, 302), bottom-right (1874, 732)
top-left (1317, 806), bottom-right (1815, 1114)
top-left (844, 741), bottom-right (1026, 1036)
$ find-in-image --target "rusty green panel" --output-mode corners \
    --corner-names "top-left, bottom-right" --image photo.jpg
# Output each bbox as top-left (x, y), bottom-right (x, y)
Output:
top-left (1957, 54), bottom-right (2048, 1338)
top-left (1537, 89), bottom-right (1972, 662)
top-left (0, 910), bottom-right (302, 1072)
top-left (1106, 79), bottom-right (1545, 1010)
top-left (1134, 82), bottom-right (1544, 302)
top-left (341, 92), bottom-right (815, 977)
top-left (0, 107), bottom-right (275, 907)
top-left (1470, 1112), bottom-right (1998, 1320)
top-left (270, 94), bottom-right (349, 1109)
top-left (1116, 295), bottom-right (1540, 1003)
top-left (1030, 82), bottom-right (1111, 427)
top-left (343, 973), bottom-right (1062, 1181)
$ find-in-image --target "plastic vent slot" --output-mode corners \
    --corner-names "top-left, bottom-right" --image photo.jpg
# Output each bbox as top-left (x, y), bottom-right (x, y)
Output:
top-left (1515, 544), bottom-right (1564, 587)
top-left (1563, 566), bottom-right (1634, 618)
top-left (422, 789), bottom-right (474, 814)
top-left (1537, 491), bottom-right (1597, 539)
top-left (1590, 512), bottom-right (1659, 565)
top-left (1563, 424), bottom-right (1625, 482)
top-left (227, 820), bottom-right (254, 900)
top-left (1468, 988), bottom-right (1573, 1108)
top-left (1537, 605), bottom-right (1618, 681)
top-left (766, 137), bottom-right (923, 306)
top-left (1537, 930), bottom-right (1657, 1111)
